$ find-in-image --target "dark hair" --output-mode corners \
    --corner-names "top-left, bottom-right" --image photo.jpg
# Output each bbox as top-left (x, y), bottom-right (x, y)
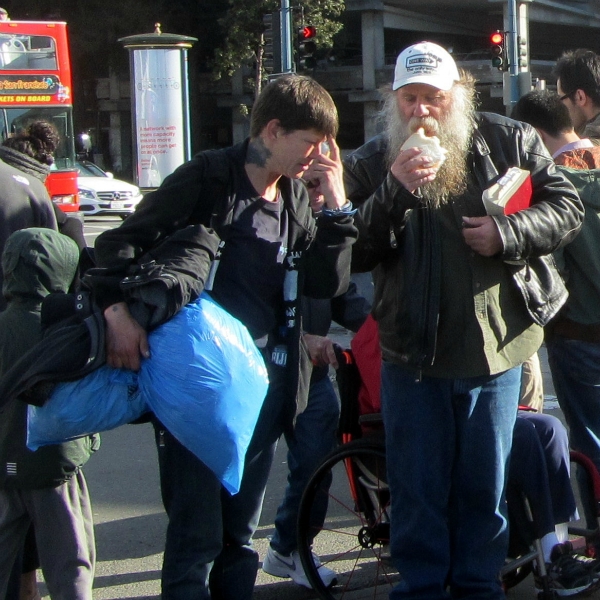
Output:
top-left (2, 120), bottom-right (60, 166)
top-left (512, 90), bottom-right (573, 137)
top-left (250, 74), bottom-right (338, 138)
top-left (553, 49), bottom-right (600, 106)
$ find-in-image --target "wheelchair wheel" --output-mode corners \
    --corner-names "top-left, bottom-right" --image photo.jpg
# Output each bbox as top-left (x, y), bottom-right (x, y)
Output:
top-left (297, 438), bottom-right (399, 599)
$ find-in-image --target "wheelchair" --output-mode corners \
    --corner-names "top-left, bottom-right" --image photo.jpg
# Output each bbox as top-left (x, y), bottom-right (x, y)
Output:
top-left (296, 349), bottom-right (600, 600)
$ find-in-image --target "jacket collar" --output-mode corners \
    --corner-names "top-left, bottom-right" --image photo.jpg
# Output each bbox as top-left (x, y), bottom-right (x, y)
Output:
top-left (0, 146), bottom-right (50, 182)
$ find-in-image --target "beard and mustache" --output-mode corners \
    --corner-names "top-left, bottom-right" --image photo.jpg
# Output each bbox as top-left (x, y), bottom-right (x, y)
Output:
top-left (382, 81), bottom-right (477, 208)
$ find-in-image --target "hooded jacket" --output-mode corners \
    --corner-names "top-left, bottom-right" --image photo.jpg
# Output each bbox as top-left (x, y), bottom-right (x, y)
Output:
top-left (0, 228), bottom-right (99, 489)
top-left (552, 160), bottom-right (600, 326)
top-left (344, 112), bottom-right (583, 374)
top-left (0, 151), bottom-right (57, 311)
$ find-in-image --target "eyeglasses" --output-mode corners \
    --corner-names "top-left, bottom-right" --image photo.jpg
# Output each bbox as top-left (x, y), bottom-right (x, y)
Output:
top-left (559, 92), bottom-right (575, 102)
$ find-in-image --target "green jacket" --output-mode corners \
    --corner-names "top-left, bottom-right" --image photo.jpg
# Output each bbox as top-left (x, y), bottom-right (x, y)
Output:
top-left (0, 228), bottom-right (100, 489)
top-left (554, 165), bottom-right (600, 325)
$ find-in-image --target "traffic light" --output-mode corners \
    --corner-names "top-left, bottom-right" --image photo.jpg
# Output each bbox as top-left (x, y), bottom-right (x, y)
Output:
top-left (263, 12), bottom-right (282, 74)
top-left (490, 30), bottom-right (508, 71)
top-left (518, 36), bottom-right (528, 69)
top-left (297, 25), bottom-right (317, 70)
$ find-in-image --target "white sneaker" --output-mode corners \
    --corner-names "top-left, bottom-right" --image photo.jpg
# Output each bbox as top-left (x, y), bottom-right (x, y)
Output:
top-left (262, 546), bottom-right (337, 589)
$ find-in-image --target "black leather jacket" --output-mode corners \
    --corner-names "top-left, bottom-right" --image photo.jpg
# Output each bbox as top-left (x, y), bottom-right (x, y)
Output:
top-left (344, 112), bottom-right (583, 371)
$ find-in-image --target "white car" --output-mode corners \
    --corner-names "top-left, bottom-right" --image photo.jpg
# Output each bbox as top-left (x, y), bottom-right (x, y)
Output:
top-left (76, 161), bottom-right (143, 218)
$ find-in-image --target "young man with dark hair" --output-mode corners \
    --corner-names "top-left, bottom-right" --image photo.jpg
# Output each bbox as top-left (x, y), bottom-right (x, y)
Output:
top-left (513, 89), bottom-right (600, 169)
top-left (554, 49), bottom-right (600, 144)
top-left (344, 41), bottom-right (583, 600)
top-left (92, 74), bottom-right (356, 600)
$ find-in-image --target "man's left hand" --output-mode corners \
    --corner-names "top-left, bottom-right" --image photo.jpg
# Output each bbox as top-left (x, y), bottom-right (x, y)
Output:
top-left (462, 216), bottom-right (503, 257)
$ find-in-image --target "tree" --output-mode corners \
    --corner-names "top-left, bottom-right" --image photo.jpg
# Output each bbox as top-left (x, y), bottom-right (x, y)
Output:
top-left (213, 0), bottom-right (345, 99)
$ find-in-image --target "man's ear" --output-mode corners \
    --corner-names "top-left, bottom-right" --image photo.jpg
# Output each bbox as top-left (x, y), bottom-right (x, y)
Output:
top-left (573, 89), bottom-right (588, 106)
top-left (263, 119), bottom-right (282, 143)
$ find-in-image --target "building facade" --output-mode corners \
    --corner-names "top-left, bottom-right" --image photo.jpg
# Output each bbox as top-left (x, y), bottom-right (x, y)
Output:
top-left (90, 0), bottom-right (600, 180)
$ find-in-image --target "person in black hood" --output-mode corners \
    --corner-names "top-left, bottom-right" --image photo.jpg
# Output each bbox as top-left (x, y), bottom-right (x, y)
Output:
top-left (0, 228), bottom-right (99, 600)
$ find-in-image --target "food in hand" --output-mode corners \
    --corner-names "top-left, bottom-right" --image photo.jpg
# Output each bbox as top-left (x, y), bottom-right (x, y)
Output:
top-left (400, 128), bottom-right (448, 168)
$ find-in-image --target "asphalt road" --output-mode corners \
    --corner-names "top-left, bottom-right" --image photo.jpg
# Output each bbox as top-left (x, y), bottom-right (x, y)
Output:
top-left (34, 217), bottom-right (560, 599)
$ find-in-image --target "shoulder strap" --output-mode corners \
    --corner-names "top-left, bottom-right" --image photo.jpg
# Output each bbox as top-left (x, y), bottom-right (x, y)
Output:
top-left (198, 147), bottom-right (238, 234)
top-left (472, 127), bottom-right (500, 190)
top-left (197, 146), bottom-right (238, 292)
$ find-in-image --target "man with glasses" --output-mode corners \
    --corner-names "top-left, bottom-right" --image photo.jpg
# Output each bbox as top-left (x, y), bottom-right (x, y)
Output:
top-left (554, 49), bottom-right (600, 145)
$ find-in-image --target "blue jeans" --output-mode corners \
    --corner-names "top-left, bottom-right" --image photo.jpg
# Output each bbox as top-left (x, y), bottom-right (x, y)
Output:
top-left (152, 361), bottom-right (289, 600)
top-left (546, 336), bottom-right (600, 472)
top-left (380, 363), bottom-right (520, 600)
top-left (270, 374), bottom-right (340, 555)
top-left (546, 335), bottom-right (600, 530)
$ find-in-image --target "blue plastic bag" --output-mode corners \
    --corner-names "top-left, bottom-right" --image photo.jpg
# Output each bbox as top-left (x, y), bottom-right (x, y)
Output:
top-left (27, 366), bottom-right (146, 450)
top-left (139, 292), bottom-right (269, 494)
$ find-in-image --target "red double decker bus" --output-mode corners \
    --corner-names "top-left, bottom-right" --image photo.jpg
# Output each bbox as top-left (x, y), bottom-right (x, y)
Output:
top-left (0, 20), bottom-right (79, 212)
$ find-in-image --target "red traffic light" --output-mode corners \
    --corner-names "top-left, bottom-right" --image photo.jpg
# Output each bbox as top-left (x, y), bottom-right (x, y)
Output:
top-left (299, 25), bottom-right (316, 40)
top-left (490, 31), bottom-right (503, 45)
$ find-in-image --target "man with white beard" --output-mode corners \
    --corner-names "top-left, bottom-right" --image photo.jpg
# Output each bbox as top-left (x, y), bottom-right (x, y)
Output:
top-left (344, 42), bottom-right (584, 600)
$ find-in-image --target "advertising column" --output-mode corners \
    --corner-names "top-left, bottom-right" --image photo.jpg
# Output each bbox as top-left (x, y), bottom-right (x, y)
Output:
top-left (120, 26), bottom-right (197, 191)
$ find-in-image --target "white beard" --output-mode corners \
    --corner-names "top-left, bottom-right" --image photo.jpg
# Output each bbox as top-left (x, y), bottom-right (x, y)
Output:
top-left (383, 85), bottom-right (477, 207)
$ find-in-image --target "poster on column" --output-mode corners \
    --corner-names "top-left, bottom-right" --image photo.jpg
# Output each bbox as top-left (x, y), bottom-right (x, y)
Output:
top-left (133, 49), bottom-right (185, 188)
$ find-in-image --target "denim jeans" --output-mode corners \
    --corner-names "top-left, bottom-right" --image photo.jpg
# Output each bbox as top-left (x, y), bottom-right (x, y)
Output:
top-left (546, 335), bottom-right (600, 530)
top-left (546, 335), bottom-right (600, 472)
top-left (380, 363), bottom-right (520, 600)
top-left (153, 361), bottom-right (289, 600)
top-left (270, 374), bottom-right (340, 555)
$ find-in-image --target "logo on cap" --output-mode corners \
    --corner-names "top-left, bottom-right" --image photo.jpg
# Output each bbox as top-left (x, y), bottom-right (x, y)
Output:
top-left (406, 53), bottom-right (441, 74)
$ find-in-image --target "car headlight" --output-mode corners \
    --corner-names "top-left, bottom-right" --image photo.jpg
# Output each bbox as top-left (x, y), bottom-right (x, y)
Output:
top-left (78, 188), bottom-right (97, 200)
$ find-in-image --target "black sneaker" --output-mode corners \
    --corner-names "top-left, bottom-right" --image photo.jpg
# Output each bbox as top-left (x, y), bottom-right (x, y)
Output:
top-left (535, 546), bottom-right (597, 597)
top-left (571, 552), bottom-right (600, 577)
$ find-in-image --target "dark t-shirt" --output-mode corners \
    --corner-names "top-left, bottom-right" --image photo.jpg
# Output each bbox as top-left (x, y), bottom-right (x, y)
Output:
top-left (210, 169), bottom-right (289, 340)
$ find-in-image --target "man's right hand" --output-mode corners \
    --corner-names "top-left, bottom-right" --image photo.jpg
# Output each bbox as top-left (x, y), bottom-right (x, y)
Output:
top-left (390, 147), bottom-right (440, 193)
top-left (104, 302), bottom-right (150, 371)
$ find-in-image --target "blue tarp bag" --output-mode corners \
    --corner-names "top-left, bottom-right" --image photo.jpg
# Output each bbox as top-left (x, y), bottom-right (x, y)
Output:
top-left (27, 367), bottom-right (145, 449)
top-left (26, 292), bottom-right (268, 494)
top-left (139, 292), bottom-right (268, 494)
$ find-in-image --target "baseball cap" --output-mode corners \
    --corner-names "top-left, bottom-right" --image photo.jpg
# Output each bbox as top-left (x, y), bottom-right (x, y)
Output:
top-left (392, 42), bottom-right (460, 91)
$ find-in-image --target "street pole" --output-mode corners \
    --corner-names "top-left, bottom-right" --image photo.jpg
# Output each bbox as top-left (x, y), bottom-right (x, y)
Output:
top-left (503, 0), bottom-right (533, 113)
top-left (281, 0), bottom-right (293, 73)
top-left (504, 0), bottom-right (520, 111)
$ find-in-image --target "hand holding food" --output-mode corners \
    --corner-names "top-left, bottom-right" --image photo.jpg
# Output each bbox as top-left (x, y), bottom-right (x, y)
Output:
top-left (400, 127), bottom-right (448, 168)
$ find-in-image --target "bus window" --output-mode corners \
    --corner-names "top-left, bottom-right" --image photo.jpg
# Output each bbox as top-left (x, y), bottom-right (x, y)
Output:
top-left (0, 34), bottom-right (57, 70)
